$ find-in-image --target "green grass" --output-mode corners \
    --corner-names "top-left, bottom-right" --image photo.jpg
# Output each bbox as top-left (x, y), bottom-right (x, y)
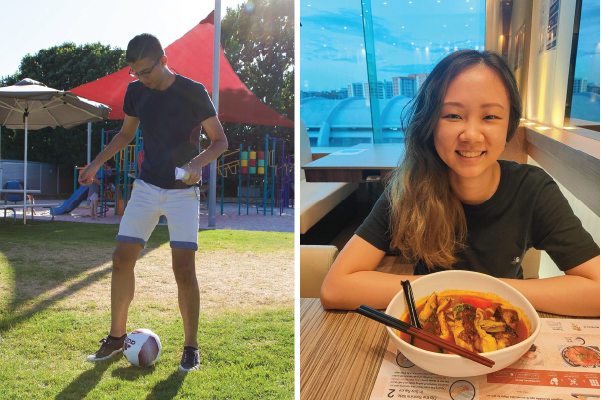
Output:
top-left (0, 221), bottom-right (294, 399)
top-left (0, 221), bottom-right (293, 253)
top-left (0, 308), bottom-right (293, 399)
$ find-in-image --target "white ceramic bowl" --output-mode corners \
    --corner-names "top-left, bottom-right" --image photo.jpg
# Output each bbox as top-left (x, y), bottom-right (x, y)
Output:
top-left (385, 270), bottom-right (541, 377)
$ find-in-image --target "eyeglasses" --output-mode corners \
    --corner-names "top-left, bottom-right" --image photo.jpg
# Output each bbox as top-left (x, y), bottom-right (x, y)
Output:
top-left (129, 56), bottom-right (163, 78)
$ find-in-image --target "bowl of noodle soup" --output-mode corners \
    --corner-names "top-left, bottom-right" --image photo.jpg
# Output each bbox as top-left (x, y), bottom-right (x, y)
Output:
top-left (385, 270), bottom-right (541, 377)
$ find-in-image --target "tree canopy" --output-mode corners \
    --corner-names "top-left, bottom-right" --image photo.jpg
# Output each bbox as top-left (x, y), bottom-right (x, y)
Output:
top-left (0, 43), bottom-right (127, 172)
top-left (220, 0), bottom-right (294, 151)
top-left (1, 1), bottom-right (294, 194)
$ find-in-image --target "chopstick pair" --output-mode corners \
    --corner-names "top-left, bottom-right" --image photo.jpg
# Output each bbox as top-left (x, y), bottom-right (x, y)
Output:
top-left (356, 304), bottom-right (495, 368)
top-left (401, 280), bottom-right (422, 329)
top-left (401, 280), bottom-right (422, 347)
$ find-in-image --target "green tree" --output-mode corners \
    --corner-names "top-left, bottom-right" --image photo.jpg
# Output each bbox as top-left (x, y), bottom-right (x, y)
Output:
top-left (219, 0), bottom-right (294, 195)
top-left (0, 43), bottom-right (127, 183)
top-left (1, 3), bottom-right (294, 196)
top-left (220, 0), bottom-right (294, 147)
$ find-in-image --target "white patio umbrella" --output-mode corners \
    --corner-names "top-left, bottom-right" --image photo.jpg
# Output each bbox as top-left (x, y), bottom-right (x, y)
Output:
top-left (0, 78), bottom-right (111, 224)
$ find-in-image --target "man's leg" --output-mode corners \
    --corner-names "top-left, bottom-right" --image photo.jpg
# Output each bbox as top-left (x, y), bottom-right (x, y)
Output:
top-left (110, 241), bottom-right (144, 337)
top-left (87, 179), bottom-right (159, 362)
top-left (172, 248), bottom-right (199, 348)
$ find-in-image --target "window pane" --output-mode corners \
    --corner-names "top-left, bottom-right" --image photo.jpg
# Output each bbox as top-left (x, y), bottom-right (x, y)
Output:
top-left (569, 0), bottom-right (600, 124)
top-left (369, 0), bottom-right (486, 144)
top-left (300, 0), bottom-right (486, 151)
top-left (300, 1), bottom-right (370, 150)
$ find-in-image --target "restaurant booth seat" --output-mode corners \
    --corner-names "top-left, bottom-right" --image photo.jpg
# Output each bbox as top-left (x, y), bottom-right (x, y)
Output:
top-left (300, 245), bottom-right (339, 298)
top-left (300, 119), bottom-right (358, 235)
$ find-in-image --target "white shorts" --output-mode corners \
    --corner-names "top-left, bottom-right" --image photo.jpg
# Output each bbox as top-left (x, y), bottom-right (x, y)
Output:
top-left (116, 179), bottom-right (200, 250)
top-left (88, 192), bottom-right (99, 201)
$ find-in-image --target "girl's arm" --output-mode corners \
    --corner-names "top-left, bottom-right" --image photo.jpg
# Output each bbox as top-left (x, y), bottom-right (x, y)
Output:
top-left (321, 237), bottom-right (600, 316)
top-left (501, 255), bottom-right (600, 317)
top-left (320, 235), bottom-right (419, 310)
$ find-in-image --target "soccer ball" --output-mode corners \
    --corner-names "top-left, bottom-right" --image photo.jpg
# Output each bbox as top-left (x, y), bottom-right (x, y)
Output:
top-left (123, 329), bottom-right (162, 367)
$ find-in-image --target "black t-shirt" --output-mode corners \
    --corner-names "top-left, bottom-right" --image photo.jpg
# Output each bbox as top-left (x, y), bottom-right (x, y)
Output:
top-left (123, 75), bottom-right (217, 189)
top-left (356, 160), bottom-right (600, 279)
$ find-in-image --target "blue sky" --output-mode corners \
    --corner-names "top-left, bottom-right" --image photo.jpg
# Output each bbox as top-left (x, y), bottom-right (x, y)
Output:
top-left (575, 0), bottom-right (600, 83)
top-left (0, 0), bottom-right (248, 79)
top-left (300, 0), bottom-right (599, 93)
top-left (300, 0), bottom-right (486, 92)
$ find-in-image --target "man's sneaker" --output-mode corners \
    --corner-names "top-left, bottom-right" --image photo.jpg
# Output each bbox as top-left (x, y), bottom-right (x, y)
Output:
top-left (87, 335), bottom-right (126, 361)
top-left (179, 346), bottom-right (200, 371)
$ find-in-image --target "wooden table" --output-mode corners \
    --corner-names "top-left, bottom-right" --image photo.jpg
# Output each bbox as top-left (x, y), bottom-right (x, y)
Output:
top-left (300, 258), bottom-right (595, 400)
top-left (302, 143), bottom-right (404, 183)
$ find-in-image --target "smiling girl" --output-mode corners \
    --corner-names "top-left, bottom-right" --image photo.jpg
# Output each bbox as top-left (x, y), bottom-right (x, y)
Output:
top-left (320, 50), bottom-right (600, 317)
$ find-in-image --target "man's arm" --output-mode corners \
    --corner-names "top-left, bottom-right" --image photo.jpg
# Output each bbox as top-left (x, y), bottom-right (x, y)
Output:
top-left (78, 115), bottom-right (139, 185)
top-left (182, 116), bottom-right (228, 185)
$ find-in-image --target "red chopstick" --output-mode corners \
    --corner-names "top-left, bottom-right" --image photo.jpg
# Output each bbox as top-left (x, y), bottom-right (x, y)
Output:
top-left (357, 305), bottom-right (495, 368)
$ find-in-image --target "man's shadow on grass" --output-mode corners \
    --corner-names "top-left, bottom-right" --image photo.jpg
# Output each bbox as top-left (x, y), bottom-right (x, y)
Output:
top-left (0, 223), bottom-right (170, 335)
top-left (111, 363), bottom-right (187, 400)
top-left (54, 356), bottom-right (122, 400)
top-left (144, 369), bottom-right (187, 400)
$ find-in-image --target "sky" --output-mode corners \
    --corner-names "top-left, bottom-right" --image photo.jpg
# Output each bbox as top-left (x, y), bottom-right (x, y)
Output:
top-left (300, 0), bottom-right (486, 92)
top-left (575, 0), bottom-right (600, 83)
top-left (300, 0), bottom-right (599, 93)
top-left (0, 0), bottom-right (249, 79)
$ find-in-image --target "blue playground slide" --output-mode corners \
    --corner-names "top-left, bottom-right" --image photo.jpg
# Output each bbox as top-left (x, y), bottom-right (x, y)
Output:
top-left (52, 186), bottom-right (89, 215)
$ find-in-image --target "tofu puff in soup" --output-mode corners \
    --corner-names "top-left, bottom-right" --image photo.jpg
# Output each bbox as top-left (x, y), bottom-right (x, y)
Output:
top-left (397, 290), bottom-right (533, 354)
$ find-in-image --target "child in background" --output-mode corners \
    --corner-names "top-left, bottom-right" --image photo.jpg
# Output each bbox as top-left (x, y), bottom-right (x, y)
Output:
top-left (87, 176), bottom-right (101, 220)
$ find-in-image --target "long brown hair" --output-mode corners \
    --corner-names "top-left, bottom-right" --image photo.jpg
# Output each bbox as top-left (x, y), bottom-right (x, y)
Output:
top-left (387, 50), bottom-right (522, 270)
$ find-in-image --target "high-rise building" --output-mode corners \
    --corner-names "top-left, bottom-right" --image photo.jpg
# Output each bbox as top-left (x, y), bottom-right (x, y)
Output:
top-left (361, 81), bottom-right (393, 99)
top-left (348, 83), bottom-right (364, 98)
top-left (383, 80), bottom-right (393, 99)
top-left (573, 78), bottom-right (588, 94)
top-left (587, 83), bottom-right (600, 94)
top-left (392, 76), bottom-right (418, 98)
top-left (363, 81), bottom-right (386, 99)
top-left (409, 73), bottom-right (428, 90)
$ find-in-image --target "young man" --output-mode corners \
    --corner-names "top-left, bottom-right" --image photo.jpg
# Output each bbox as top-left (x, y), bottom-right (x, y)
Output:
top-left (79, 33), bottom-right (228, 371)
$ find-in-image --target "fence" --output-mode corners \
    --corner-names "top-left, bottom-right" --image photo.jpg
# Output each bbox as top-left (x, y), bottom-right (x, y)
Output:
top-left (0, 160), bottom-right (65, 195)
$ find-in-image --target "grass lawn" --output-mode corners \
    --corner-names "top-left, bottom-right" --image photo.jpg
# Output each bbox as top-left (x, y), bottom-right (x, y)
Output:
top-left (0, 222), bottom-right (294, 399)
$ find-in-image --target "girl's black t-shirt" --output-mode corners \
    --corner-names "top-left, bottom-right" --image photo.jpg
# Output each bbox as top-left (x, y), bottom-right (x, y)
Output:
top-left (355, 160), bottom-right (600, 278)
top-left (123, 75), bottom-right (217, 189)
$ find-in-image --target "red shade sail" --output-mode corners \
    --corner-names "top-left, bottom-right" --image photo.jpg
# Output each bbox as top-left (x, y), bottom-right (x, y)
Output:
top-left (70, 12), bottom-right (293, 128)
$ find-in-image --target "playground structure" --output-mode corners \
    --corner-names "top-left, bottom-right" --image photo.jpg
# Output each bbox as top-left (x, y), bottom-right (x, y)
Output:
top-left (61, 129), bottom-right (141, 217)
top-left (57, 130), bottom-right (293, 218)
top-left (207, 134), bottom-right (294, 216)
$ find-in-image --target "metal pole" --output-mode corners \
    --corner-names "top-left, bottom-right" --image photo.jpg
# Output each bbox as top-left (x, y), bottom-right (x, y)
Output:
top-left (209, 0), bottom-right (221, 228)
top-left (87, 122), bottom-right (92, 164)
top-left (238, 144), bottom-right (242, 215)
top-left (23, 116), bottom-right (28, 224)
top-left (0, 125), bottom-right (2, 189)
top-left (220, 156), bottom-right (224, 215)
top-left (263, 134), bottom-right (268, 215)
top-left (271, 139), bottom-right (275, 215)
top-left (124, 146), bottom-right (129, 209)
top-left (87, 122), bottom-right (91, 207)
top-left (246, 146), bottom-right (250, 215)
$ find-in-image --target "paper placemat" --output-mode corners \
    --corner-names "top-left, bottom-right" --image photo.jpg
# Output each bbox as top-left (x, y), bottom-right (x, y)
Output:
top-left (370, 318), bottom-right (600, 400)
